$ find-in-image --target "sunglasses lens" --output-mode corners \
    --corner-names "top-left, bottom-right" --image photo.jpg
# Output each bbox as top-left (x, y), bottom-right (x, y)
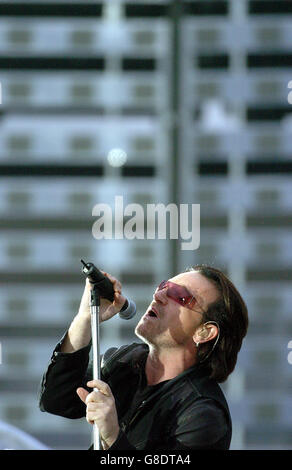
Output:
top-left (157, 281), bottom-right (195, 308)
top-left (158, 280), bottom-right (167, 291)
top-left (169, 284), bottom-right (192, 306)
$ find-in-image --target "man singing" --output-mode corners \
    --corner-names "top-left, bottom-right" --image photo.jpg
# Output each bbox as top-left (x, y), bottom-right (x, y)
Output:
top-left (39, 265), bottom-right (248, 450)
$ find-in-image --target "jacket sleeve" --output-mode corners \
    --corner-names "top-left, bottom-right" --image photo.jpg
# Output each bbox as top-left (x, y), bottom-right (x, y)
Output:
top-left (169, 397), bottom-right (231, 450)
top-left (38, 334), bottom-right (93, 419)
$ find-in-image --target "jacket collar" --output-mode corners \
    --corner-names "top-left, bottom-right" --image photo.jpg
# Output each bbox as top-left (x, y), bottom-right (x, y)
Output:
top-left (116, 343), bottom-right (211, 387)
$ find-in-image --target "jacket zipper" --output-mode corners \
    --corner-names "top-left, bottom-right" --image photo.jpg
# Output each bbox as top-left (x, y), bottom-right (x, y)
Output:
top-left (122, 400), bottom-right (147, 432)
top-left (122, 382), bottom-right (179, 432)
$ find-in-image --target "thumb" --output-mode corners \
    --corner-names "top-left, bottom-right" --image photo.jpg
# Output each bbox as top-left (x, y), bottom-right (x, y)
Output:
top-left (76, 387), bottom-right (89, 403)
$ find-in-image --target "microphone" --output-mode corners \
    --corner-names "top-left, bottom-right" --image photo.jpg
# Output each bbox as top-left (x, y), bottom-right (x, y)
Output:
top-left (80, 259), bottom-right (136, 320)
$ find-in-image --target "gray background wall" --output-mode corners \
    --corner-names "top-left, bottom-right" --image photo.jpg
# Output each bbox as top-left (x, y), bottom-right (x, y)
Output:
top-left (0, 0), bottom-right (291, 450)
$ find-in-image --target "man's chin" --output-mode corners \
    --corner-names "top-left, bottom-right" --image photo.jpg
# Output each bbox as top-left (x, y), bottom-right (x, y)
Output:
top-left (135, 323), bottom-right (151, 343)
top-left (134, 323), bottom-right (144, 340)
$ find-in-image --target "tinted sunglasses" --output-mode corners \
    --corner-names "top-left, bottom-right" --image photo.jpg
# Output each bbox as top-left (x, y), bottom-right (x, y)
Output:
top-left (156, 280), bottom-right (197, 311)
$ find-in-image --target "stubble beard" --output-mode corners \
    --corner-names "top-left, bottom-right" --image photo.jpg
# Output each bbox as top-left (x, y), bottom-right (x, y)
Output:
top-left (134, 318), bottom-right (159, 346)
top-left (135, 320), bottom-right (176, 350)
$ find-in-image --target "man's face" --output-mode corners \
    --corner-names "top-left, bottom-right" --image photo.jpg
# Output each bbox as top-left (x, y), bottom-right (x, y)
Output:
top-left (135, 271), bottom-right (219, 350)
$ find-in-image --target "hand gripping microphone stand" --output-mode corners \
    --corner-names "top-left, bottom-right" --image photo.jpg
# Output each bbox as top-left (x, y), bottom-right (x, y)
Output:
top-left (81, 259), bottom-right (116, 451)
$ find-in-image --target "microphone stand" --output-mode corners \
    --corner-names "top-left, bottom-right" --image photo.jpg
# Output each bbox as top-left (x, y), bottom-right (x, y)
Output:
top-left (90, 284), bottom-right (101, 450)
top-left (81, 259), bottom-right (132, 450)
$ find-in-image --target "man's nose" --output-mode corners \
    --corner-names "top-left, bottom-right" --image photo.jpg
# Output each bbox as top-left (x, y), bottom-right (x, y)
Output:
top-left (153, 287), bottom-right (168, 304)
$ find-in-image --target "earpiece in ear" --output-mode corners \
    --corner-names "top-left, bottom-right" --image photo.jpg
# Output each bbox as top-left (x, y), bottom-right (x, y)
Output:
top-left (198, 321), bottom-right (221, 364)
top-left (200, 326), bottom-right (209, 339)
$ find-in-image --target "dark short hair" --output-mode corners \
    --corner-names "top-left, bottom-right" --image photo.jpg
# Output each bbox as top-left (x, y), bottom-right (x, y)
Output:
top-left (186, 265), bottom-right (249, 383)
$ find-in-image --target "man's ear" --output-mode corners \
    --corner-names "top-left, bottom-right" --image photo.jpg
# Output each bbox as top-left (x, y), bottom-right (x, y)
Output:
top-left (193, 321), bottom-right (219, 345)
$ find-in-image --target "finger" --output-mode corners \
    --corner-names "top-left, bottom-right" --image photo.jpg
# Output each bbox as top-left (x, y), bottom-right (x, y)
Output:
top-left (85, 390), bottom-right (105, 405)
top-left (104, 273), bottom-right (122, 292)
top-left (76, 387), bottom-right (89, 403)
top-left (87, 379), bottom-right (112, 397)
top-left (87, 401), bottom-right (103, 411)
top-left (86, 410), bottom-right (101, 425)
top-left (113, 291), bottom-right (127, 308)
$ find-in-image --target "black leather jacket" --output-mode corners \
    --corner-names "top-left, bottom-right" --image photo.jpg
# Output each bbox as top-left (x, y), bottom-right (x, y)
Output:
top-left (39, 338), bottom-right (232, 450)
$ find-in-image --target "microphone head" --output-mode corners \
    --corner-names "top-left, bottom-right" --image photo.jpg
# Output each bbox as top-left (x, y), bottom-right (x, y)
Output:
top-left (118, 298), bottom-right (137, 320)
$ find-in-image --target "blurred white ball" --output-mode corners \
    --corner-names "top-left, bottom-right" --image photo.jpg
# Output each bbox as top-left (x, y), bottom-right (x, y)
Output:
top-left (107, 148), bottom-right (127, 167)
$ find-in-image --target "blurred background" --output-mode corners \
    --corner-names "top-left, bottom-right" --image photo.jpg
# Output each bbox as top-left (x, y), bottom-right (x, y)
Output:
top-left (0, 0), bottom-right (291, 450)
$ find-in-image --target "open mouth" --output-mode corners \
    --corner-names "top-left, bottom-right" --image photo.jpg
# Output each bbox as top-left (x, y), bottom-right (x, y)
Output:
top-left (146, 306), bottom-right (158, 319)
top-left (148, 310), bottom-right (157, 318)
